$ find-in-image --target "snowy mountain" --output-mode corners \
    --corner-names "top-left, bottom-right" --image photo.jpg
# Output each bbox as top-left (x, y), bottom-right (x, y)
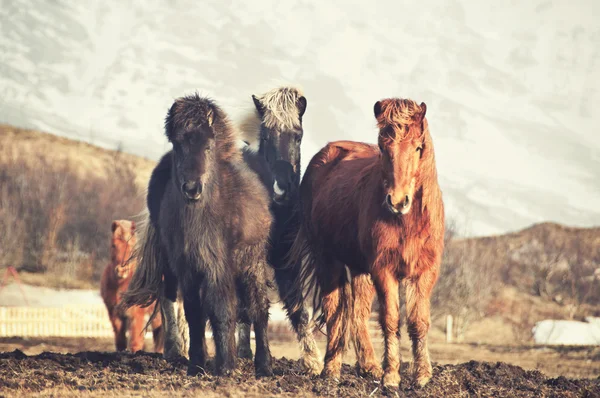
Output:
top-left (1, 0), bottom-right (599, 237)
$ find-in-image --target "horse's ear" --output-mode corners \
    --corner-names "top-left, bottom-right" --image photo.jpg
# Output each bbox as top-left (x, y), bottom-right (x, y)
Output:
top-left (164, 102), bottom-right (178, 138)
top-left (111, 221), bottom-right (119, 233)
top-left (413, 102), bottom-right (427, 123)
top-left (374, 101), bottom-right (383, 118)
top-left (252, 95), bottom-right (265, 117)
top-left (297, 96), bottom-right (307, 118)
top-left (207, 108), bottom-right (214, 127)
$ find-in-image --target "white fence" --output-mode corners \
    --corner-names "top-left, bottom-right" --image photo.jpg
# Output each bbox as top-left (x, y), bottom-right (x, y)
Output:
top-left (0, 305), bottom-right (118, 338)
top-left (0, 304), bottom-right (385, 340)
top-left (0, 304), bottom-right (300, 339)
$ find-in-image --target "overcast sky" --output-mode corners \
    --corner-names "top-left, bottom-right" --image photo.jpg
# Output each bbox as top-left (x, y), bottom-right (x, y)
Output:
top-left (1, 0), bottom-right (599, 236)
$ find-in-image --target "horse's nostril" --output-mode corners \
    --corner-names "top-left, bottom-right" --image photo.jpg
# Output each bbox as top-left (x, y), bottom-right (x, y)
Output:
top-left (386, 194), bottom-right (393, 207)
top-left (182, 181), bottom-right (202, 198)
top-left (404, 195), bottom-right (410, 207)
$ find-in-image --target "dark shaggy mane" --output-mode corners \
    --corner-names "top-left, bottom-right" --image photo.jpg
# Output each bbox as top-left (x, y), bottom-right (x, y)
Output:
top-left (165, 93), bottom-right (241, 163)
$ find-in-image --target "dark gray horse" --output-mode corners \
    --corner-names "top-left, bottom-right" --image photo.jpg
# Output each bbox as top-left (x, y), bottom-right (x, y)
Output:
top-left (134, 94), bottom-right (273, 377)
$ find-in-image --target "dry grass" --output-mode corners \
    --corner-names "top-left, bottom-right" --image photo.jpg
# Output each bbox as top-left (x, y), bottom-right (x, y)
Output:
top-left (0, 124), bottom-right (157, 285)
top-left (433, 222), bottom-right (600, 343)
top-left (14, 271), bottom-right (97, 290)
top-left (0, 124), bottom-right (155, 188)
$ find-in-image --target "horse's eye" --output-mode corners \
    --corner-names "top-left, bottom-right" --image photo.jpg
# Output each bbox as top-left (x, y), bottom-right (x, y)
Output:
top-left (205, 147), bottom-right (211, 154)
top-left (295, 135), bottom-right (302, 143)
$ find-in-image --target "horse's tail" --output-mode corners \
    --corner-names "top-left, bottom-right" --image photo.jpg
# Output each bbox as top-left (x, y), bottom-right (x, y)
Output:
top-left (286, 211), bottom-right (353, 350)
top-left (119, 211), bottom-right (164, 328)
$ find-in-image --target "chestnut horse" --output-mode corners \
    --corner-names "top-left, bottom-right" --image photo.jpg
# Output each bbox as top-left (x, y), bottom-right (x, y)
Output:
top-left (289, 99), bottom-right (444, 388)
top-left (100, 220), bottom-right (164, 353)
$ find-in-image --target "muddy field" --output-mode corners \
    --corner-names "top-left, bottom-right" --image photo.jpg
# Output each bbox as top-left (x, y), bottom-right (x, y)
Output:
top-left (0, 338), bottom-right (599, 397)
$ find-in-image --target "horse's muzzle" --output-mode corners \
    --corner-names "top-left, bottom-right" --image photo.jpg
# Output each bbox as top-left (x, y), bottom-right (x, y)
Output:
top-left (182, 181), bottom-right (203, 201)
top-left (386, 194), bottom-right (411, 215)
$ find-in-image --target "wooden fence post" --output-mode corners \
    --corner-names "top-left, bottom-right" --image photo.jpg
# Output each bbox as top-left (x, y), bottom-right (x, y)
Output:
top-left (446, 314), bottom-right (453, 343)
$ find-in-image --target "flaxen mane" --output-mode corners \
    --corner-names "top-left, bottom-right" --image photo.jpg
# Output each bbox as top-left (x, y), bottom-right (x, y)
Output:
top-left (238, 86), bottom-right (304, 145)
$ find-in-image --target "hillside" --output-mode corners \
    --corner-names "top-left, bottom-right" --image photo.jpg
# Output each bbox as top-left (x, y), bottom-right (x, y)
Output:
top-left (454, 222), bottom-right (600, 299)
top-left (0, 124), bottom-right (156, 286)
top-left (434, 222), bottom-right (600, 343)
top-left (0, 124), bottom-right (155, 189)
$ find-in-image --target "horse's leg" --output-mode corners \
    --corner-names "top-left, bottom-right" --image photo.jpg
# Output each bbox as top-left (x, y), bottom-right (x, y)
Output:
top-left (128, 307), bottom-right (146, 353)
top-left (351, 273), bottom-right (382, 379)
top-left (161, 268), bottom-right (185, 360)
top-left (321, 260), bottom-right (347, 379)
top-left (236, 320), bottom-right (253, 359)
top-left (183, 287), bottom-right (208, 376)
top-left (109, 312), bottom-right (127, 351)
top-left (406, 266), bottom-right (437, 387)
top-left (206, 275), bottom-right (237, 375)
top-left (150, 308), bottom-right (164, 354)
top-left (274, 263), bottom-right (322, 375)
top-left (372, 268), bottom-right (401, 388)
top-left (238, 259), bottom-right (273, 377)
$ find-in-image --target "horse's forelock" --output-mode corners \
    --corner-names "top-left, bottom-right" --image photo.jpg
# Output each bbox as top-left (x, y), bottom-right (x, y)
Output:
top-left (256, 86), bottom-right (304, 131)
top-left (376, 98), bottom-right (425, 142)
top-left (166, 94), bottom-right (241, 162)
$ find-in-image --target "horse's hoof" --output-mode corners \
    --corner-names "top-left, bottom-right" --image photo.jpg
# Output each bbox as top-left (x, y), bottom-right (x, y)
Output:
top-left (255, 365), bottom-right (273, 377)
top-left (300, 354), bottom-right (323, 376)
top-left (164, 342), bottom-right (185, 361)
top-left (357, 362), bottom-right (384, 379)
top-left (414, 374), bottom-right (432, 388)
top-left (164, 350), bottom-right (185, 361)
top-left (321, 366), bottom-right (341, 380)
top-left (382, 371), bottom-right (401, 388)
top-left (187, 363), bottom-right (206, 377)
top-left (237, 347), bottom-right (253, 360)
top-left (216, 367), bottom-right (240, 377)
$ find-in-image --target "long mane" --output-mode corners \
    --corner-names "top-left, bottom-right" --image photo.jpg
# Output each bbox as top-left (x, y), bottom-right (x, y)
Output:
top-left (238, 86), bottom-right (304, 146)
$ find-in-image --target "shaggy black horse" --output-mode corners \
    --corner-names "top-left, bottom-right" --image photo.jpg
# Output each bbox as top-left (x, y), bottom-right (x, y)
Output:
top-left (143, 94), bottom-right (274, 377)
top-left (236, 87), bottom-right (322, 374)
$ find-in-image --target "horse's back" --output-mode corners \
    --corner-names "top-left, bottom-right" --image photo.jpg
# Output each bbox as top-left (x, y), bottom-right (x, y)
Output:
top-left (147, 151), bottom-right (173, 227)
top-left (303, 140), bottom-right (378, 202)
top-left (298, 140), bottom-right (380, 268)
top-left (309, 140), bottom-right (376, 167)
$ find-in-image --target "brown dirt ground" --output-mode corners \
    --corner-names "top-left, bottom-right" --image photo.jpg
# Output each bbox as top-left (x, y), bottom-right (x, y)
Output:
top-left (0, 337), bottom-right (598, 397)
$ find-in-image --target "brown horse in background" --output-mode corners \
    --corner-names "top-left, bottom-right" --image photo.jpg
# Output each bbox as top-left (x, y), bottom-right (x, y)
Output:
top-left (100, 220), bottom-right (164, 353)
top-left (289, 99), bottom-right (444, 388)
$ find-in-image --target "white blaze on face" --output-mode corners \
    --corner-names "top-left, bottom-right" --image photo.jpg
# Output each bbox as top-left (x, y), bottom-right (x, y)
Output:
top-left (273, 180), bottom-right (285, 196)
